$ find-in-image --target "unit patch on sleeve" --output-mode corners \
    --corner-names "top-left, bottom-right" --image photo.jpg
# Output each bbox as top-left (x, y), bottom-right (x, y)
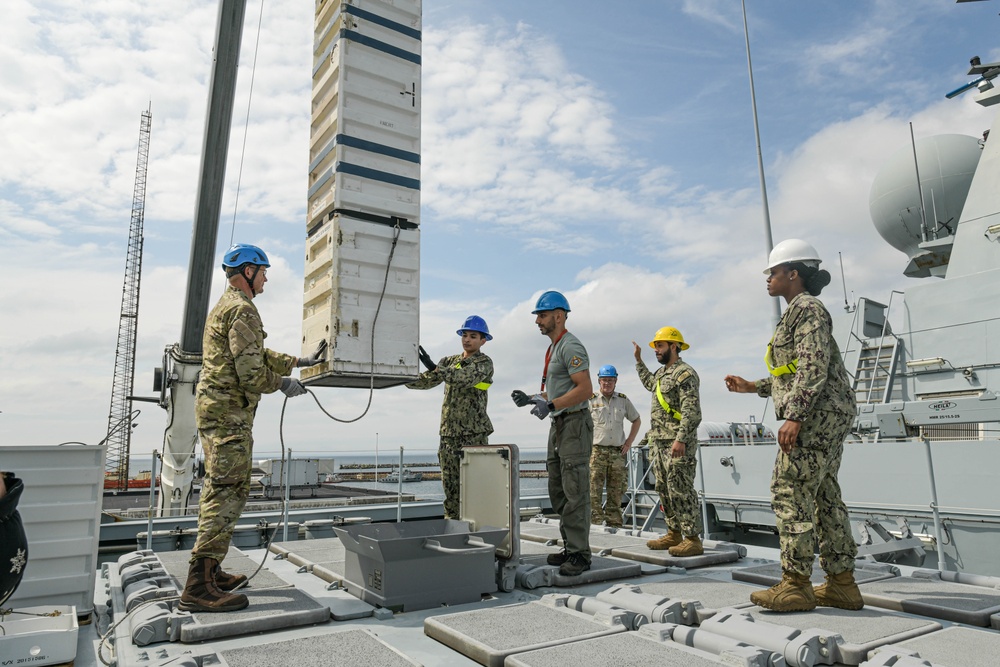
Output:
top-left (569, 356), bottom-right (583, 368)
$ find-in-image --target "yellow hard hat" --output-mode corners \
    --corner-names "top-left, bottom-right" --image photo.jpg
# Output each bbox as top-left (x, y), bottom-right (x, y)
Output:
top-left (649, 326), bottom-right (689, 350)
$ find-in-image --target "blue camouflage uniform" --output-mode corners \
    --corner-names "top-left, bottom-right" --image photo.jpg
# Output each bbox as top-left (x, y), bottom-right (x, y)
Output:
top-left (756, 292), bottom-right (858, 577)
top-left (407, 351), bottom-right (494, 519)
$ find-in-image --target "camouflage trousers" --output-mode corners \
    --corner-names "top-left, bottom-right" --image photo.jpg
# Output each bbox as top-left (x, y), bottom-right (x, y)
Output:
top-left (547, 410), bottom-right (593, 560)
top-left (191, 426), bottom-right (253, 563)
top-left (649, 438), bottom-right (703, 536)
top-left (771, 409), bottom-right (857, 577)
top-left (439, 434), bottom-right (489, 520)
top-left (590, 446), bottom-right (627, 527)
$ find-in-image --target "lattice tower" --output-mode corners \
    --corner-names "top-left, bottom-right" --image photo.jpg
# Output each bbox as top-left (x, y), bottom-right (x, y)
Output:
top-left (105, 108), bottom-right (152, 491)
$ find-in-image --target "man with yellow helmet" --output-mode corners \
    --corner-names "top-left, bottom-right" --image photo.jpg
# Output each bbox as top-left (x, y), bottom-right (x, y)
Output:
top-left (633, 326), bottom-right (703, 557)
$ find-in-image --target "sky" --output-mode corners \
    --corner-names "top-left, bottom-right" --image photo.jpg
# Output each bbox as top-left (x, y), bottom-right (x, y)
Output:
top-left (2, 0), bottom-right (999, 464)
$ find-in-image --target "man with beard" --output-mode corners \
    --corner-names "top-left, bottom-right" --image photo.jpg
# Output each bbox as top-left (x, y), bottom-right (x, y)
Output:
top-left (512, 290), bottom-right (594, 576)
top-left (634, 326), bottom-right (704, 557)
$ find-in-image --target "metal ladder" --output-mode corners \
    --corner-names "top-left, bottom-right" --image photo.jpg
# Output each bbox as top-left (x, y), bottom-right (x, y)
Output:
top-left (853, 337), bottom-right (901, 404)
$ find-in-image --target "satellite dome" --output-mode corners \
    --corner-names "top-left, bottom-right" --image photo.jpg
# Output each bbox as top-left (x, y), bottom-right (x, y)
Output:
top-left (869, 134), bottom-right (981, 261)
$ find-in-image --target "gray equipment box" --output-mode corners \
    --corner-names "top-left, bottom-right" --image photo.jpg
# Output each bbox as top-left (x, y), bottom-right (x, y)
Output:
top-left (334, 519), bottom-right (506, 611)
top-left (333, 444), bottom-right (520, 611)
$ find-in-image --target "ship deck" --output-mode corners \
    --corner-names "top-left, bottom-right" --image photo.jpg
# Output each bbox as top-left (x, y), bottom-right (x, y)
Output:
top-left (70, 518), bottom-right (1000, 667)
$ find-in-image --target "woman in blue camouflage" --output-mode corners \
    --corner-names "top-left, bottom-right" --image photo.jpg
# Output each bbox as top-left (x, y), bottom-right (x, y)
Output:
top-left (725, 239), bottom-right (863, 613)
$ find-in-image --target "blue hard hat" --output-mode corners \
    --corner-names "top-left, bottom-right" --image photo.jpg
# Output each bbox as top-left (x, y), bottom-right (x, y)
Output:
top-left (457, 315), bottom-right (492, 341)
top-left (597, 364), bottom-right (618, 378)
top-left (531, 290), bottom-right (571, 314)
top-left (221, 243), bottom-right (270, 269)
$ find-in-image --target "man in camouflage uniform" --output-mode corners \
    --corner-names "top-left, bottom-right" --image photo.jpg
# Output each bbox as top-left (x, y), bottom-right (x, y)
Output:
top-left (512, 290), bottom-right (594, 577)
top-left (407, 315), bottom-right (494, 520)
top-left (634, 326), bottom-right (704, 557)
top-left (588, 365), bottom-right (641, 528)
top-left (725, 238), bottom-right (862, 613)
top-left (180, 244), bottom-right (324, 613)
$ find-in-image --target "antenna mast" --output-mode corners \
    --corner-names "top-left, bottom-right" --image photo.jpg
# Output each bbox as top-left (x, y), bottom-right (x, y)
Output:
top-left (105, 106), bottom-right (152, 492)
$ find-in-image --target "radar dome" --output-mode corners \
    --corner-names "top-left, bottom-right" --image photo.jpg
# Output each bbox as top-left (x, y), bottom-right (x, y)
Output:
top-left (868, 134), bottom-right (981, 260)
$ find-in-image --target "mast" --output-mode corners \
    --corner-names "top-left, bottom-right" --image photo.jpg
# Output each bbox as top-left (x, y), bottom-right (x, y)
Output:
top-left (105, 107), bottom-right (152, 492)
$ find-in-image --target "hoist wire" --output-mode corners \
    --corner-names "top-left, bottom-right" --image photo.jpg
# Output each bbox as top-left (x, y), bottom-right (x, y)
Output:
top-left (228, 0), bottom-right (266, 246)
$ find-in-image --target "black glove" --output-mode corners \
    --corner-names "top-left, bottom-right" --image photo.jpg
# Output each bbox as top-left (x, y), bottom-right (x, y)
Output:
top-left (529, 395), bottom-right (551, 419)
top-left (418, 345), bottom-right (437, 371)
top-left (297, 340), bottom-right (328, 368)
top-left (280, 377), bottom-right (307, 397)
top-left (511, 390), bottom-right (532, 408)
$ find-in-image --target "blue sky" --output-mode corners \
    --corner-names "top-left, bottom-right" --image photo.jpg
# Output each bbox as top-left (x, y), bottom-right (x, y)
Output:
top-left (2, 0), bottom-right (998, 461)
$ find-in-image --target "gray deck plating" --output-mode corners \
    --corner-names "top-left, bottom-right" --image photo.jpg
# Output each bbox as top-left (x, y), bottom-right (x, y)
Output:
top-left (219, 629), bottom-right (422, 667)
top-left (177, 587), bottom-right (331, 643)
top-left (885, 626), bottom-right (1000, 667)
top-left (732, 561), bottom-right (900, 586)
top-left (503, 629), bottom-right (748, 667)
top-left (423, 599), bottom-right (627, 667)
top-left (633, 575), bottom-right (760, 611)
top-left (859, 575), bottom-right (1000, 626)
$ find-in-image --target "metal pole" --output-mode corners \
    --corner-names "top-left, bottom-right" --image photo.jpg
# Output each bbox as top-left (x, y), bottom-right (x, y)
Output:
top-left (697, 445), bottom-right (709, 540)
top-left (283, 448), bottom-right (292, 542)
top-left (397, 446), bottom-right (404, 522)
top-left (921, 436), bottom-right (947, 571)
top-left (910, 122), bottom-right (929, 243)
top-left (741, 0), bottom-right (781, 328)
top-left (179, 0), bottom-right (249, 353)
top-left (146, 450), bottom-right (159, 551)
top-left (630, 448), bottom-right (637, 530)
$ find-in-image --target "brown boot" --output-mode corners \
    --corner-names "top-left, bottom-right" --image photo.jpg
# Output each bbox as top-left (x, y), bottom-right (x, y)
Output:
top-left (179, 558), bottom-right (249, 612)
top-left (214, 565), bottom-right (248, 592)
top-left (647, 529), bottom-right (682, 550)
top-left (668, 535), bottom-right (704, 557)
top-left (814, 570), bottom-right (864, 610)
top-left (750, 571), bottom-right (816, 612)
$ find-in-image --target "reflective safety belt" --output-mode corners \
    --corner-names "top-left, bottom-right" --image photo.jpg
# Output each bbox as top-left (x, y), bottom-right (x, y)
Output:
top-left (764, 337), bottom-right (798, 377)
top-left (655, 382), bottom-right (682, 421)
top-left (455, 362), bottom-right (491, 391)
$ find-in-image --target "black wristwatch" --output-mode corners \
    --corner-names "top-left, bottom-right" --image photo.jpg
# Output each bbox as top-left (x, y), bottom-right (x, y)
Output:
top-left (547, 401), bottom-right (556, 413)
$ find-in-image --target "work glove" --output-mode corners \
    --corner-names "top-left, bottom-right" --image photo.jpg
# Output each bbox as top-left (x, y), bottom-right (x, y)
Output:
top-left (529, 395), bottom-right (551, 420)
top-left (297, 340), bottom-right (328, 367)
top-left (417, 345), bottom-right (437, 372)
top-left (511, 389), bottom-right (532, 407)
top-left (280, 377), bottom-right (307, 397)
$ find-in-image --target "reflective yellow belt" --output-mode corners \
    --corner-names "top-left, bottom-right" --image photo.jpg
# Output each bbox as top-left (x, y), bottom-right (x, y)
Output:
top-left (764, 337), bottom-right (798, 377)
top-left (455, 362), bottom-right (491, 391)
top-left (655, 382), bottom-right (682, 421)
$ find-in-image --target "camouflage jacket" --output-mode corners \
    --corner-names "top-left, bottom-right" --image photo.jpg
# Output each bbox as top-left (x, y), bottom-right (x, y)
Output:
top-left (635, 358), bottom-right (702, 445)
top-left (406, 351), bottom-right (494, 437)
top-left (195, 287), bottom-right (296, 429)
top-left (755, 292), bottom-right (855, 421)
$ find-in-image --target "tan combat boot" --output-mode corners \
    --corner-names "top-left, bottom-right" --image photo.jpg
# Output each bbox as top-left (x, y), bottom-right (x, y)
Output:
top-left (750, 571), bottom-right (816, 612)
top-left (814, 570), bottom-right (864, 610)
top-left (646, 529), bottom-right (683, 550)
top-left (178, 558), bottom-right (249, 612)
top-left (214, 565), bottom-right (248, 592)
top-left (668, 535), bottom-right (704, 557)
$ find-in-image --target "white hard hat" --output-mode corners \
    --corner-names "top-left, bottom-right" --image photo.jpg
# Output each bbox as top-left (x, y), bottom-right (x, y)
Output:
top-left (763, 239), bottom-right (822, 274)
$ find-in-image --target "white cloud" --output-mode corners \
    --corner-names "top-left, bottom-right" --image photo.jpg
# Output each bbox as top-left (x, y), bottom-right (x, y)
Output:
top-left (1, 1), bottom-right (995, 467)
